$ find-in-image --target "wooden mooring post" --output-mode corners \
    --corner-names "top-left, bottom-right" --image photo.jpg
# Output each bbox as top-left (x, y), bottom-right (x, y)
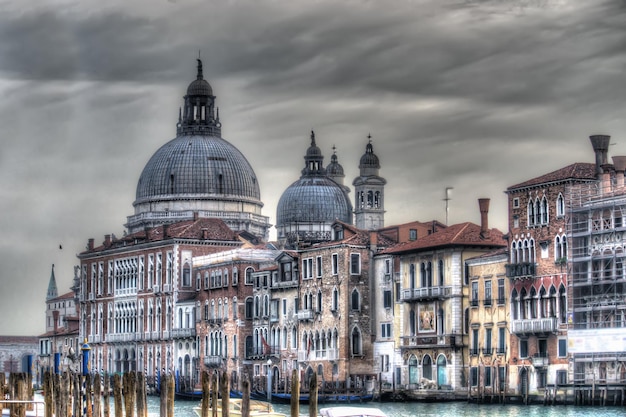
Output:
top-left (93, 372), bottom-right (101, 417)
top-left (220, 371), bottom-right (229, 417)
top-left (211, 373), bottom-right (218, 417)
top-left (114, 374), bottom-right (123, 417)
top-left (159, 373), bottom-right (168, 417)
top-left (103, 373), bottom-right (111, 417)
top-left (309, 373), bottom-right (318, 417)
top-left (137, 372), bottom-right (148, 417)
top-left (290, 370), bottom-right (300, 417)
top-left (201, 371), bottom-right (210, 417)
top-left (242, 375), bottom-right (251, 417)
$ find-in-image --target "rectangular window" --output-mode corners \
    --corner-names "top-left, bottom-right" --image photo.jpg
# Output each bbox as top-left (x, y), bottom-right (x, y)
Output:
top-left (471, 329), bottom-right (479, 355)
top-left (484, 328), bottom-right (492, 355)
top-left (484, 280), bottom-right (492, 306)
top-left (381, 323), bottom-right (391, 338)
top-left (537, 370), bottom-right (547, 389)
top-left (513, 197), bottom-right (520, 208)
top-left (498, 327), bottom-right (506, 354)
top-left (302, 258), bottom-right (313, 279)
top-left (282, 299), bottom-right (287, 316)
top-left (470, 367), bottom-right (478, 387)
top-left (497, 278), bottom-right (505, 305)
top-left (332, 254), bottom-right (339, 275)
top-left (383, 290), bottom-right (392, 309)
top-left (556, 370), bottom-right (567, 385)
top-left (484, 367), bottom-right (492, 386)
top-left (316, 256), bottom-right (323, 277)
top-left (471, 281), bottom-right (479, 307)
top-left (498, 366), bottom-right (506, 391)
top-left (558, 338), bottom-right (567, 358)
top-left (395, 282), bottom-right (401, 302)
top-left (350, 253), bottom-right (361, 275)
top-left (520, 339), bottom-right (528, 358)
top-left (409, 229), bottom-right (417, 241)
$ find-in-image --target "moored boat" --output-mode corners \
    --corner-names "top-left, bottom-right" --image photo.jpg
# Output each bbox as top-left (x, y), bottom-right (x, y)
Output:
top-left (270, 392), bottom-right (373, 404)
top-left (319, 406), bottom-right (388, 417)
top-left (193, 398), bottom-right (287, 417)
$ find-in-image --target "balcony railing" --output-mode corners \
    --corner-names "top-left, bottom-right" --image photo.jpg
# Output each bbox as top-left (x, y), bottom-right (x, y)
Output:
top-left (400, 334), bottom-right (463, 349)
top-left (296, 310), bottom-right (314, 321)
top-left (204, 355), bottom-right (223, 367)
top-left (505, 262), bottom-right (536, 279)
top-left (272, 279), bottom-right (298, 289)
top-left (107, 333), bottom-right (136, 342)
top-left (298, 348), bottom-right (339, 362)
top-left (171, 328), bottom-right (196, 338)
top-left (511, 317), bottom-right (558, 335)
top-left (531, 354), bottom-right (549, 368)
top-left (401, 286), bottom-right (452, 302)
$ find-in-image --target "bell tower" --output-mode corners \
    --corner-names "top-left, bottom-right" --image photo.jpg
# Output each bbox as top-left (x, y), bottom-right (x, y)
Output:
top-left (353, 135), bottom-right (386, 230)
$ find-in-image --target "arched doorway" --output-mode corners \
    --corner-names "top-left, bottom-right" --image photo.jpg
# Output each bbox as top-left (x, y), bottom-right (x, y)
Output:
top-left (436, 355), bottom-right (447, 387)
top-left (408, 355), bottom-right (418, 386)
top-left (519, 368), bottom-right (528, 398)
top-left (422, 355), bottom-right (433, 381)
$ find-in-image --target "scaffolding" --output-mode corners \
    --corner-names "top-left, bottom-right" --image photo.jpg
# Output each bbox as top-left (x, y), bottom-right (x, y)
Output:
top-left (566, 180), bottom-right (626, 398)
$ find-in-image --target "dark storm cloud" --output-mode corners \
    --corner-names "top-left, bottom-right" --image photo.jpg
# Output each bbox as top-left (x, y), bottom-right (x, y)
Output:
top-left (1, 0), bottom-right (626, 335)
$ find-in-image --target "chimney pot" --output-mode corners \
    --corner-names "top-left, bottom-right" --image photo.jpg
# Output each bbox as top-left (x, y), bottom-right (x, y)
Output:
top-left (590, 134), bottom-right (611, 176)
top-left (88, 238), bottom-right (94, 250)
top-left (478, 198), bottom-right (490, 238)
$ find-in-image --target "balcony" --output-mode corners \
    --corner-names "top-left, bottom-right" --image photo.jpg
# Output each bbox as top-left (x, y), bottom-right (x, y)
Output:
top-left (296, 310), bottom-right (314, 321)
top-left (400, 334), bottom-right (463, 349)
top-left (207, 318), bottom-right (223, 326)
top-left (511, 317), bottom-right (558, 335)
top-left (204, 355), bottom-right (223, 367)
top-left (505, 262), bottom-right (536, 279)
top-left (171, 328), bottom-right (196, 338)
top-left (107, 333), bottom-right (136, 342)
top-left (401, 286), bottom-right (452, 302)
top-left (298, 348), bottom-right (339, 362)
top-left (246, 345), bottom-right (280, 360)
top-left (531, 354), bottom-right (549, 368)
top-left (272, 279), bottom-right (298, 289)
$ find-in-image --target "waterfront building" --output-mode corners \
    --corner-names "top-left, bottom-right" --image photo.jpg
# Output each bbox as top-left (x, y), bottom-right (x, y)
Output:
top-left (0, 336), bottom-right (38, 375)
top-left (568, 135), bottom-right (626, 389)
top-left (465, 248), bottom-right (509, 400)
top-left (383, 199), bottom-right (505, 392)
top-left (504, 145), bottom-right (597, 396)
top-left (77, 218), bottom-right (242, 384)
top-left (192, 245), bottom-right (281, 391)
top-left (38, 264), bottom-right (80, 378)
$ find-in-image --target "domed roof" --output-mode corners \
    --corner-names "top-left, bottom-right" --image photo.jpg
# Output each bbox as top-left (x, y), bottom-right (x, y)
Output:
top-left (326, 151), bottom-right (344, 177)
top-left (135, 134), bottom-right (260, 203)
top-left (276, 176), bottom-right (352, 225)
top-left (359, 140), bottom-right (380, 169)
top-left (187, 59), bottom-right (213, 96)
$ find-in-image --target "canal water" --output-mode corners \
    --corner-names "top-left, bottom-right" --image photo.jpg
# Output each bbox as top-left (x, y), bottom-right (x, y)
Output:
top-left (147, 396), bottom-right (626, 417)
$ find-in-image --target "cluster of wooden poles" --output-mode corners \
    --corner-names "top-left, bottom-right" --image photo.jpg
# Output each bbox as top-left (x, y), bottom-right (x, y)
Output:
top-left (1, 369), bottom-right (321, 417)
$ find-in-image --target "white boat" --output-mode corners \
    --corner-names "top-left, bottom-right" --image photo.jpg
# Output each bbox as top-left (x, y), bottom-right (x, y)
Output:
top-left (0, 394), bottom-right (45, 417)
top-left (193, 398), bottom-right (287, 417)
top-left (319, 406), bottom-right (388, 417)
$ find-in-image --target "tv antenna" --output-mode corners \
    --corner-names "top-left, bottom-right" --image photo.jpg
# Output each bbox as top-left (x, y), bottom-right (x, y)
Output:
top-left (444, 187), bottom-right (453, 225)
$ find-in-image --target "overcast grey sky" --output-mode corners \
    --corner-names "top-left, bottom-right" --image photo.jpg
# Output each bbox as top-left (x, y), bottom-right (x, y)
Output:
top-left (1, 0), bottom-right (625, 336)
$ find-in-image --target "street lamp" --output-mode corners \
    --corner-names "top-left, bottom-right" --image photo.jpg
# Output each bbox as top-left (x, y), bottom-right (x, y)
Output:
top-left (266, 359), bottom-right (272, 402)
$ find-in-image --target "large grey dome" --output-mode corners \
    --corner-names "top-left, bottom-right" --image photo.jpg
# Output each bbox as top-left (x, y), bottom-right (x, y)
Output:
top-left (135, 135), bottom-right (260, 202)
top-left (127, 59), bottom-right (269, 239)
top-left (277, 176), bottom-right (352, 225)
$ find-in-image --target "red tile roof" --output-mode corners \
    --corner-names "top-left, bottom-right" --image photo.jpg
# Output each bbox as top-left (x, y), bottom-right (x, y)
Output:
top-left (507, 163), bottom-right (596, 191)
top-left (383, 222), bottom-right (506, 254)
top-left (84, 218), bottom-right (239, 253)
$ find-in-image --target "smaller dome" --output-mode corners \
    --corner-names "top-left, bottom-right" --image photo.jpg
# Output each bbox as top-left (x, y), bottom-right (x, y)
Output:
top-left (306, 130), bottom-right (322, 157)
top-left (326, 152), bottom-right (344, 176)
top-left (186, 58), bottom-right (213, 96)
top-left (187, 78), bottom-right (213, 96)
top-left (359, 141), bottom-right (380, 169)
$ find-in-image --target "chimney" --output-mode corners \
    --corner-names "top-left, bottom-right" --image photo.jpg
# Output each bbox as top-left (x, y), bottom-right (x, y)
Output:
top-left (590, 134), bottom-right (611, 177)
top-left (104, 234), bottom-right (111, 247)
top-left (88, 238), bottom-right (94, 251)
top-left (613, 156), bottom-right (626, 190)
top-left (202, 228), bottom-right (209, 240)
top-left (370, 231), bottom-right (378, 252)
top-left (193, 211), bottom-right (199, 221)
top-left (163, 224), bottom-right (169, 239)
top-left (478, 198), bottom-right (490, 239)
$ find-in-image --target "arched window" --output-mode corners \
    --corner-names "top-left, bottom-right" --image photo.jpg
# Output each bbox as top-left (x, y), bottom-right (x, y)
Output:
top-left (422, 355), bottom-right (433, 381)
top-left (556, 193), bottom-right (565, 217)
top-left (528, 200), bottom-right (535, 226)
top-left (351, 289), bottom-right (360, 311)
top-left (351, 326), bottom-right (362, 356)
top-left (332, 287), bottom-right (339, 312)
top-left (438, 259), bottom-right (444, 286)
top-left (317, 290), bottom-right (322, 313)
top-left (541, 196), bottom-right (549, 224)
top-left (245, 267), bottom-right (254, 285)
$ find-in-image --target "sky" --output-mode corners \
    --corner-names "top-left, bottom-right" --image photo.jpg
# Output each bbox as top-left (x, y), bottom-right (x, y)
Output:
top-left (1, 0), bottom-right (625, 336)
